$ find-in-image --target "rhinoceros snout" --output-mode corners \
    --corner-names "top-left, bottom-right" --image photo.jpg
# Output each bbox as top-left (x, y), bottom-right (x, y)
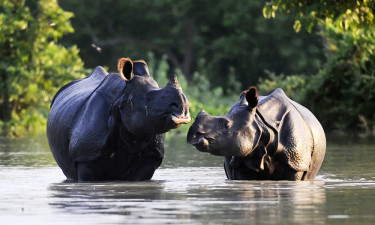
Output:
top-left (193, 137), bottom-right (210, 152)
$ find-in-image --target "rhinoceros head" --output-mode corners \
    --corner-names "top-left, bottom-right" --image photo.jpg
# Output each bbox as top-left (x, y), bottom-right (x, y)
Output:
top-left (187, 87), bottom-right (261, 157)
top-left (115, 57), bottom-right (190, 135)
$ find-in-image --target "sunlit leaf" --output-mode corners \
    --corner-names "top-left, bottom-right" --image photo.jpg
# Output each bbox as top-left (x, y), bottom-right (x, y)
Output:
top-left (293, 20), bottom-right (301, 32)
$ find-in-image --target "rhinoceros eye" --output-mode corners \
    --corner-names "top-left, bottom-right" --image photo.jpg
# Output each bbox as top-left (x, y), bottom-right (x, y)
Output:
top-left (218, 118), bottom-right (232, 129)
top-left (196, 131), bottom-right (206, 137)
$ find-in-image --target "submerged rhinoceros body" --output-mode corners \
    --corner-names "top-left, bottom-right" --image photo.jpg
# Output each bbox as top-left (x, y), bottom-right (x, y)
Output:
top-left (47, 58), bottom-right (190, 181)
top-left (187, 87), bottom-right (325, 181)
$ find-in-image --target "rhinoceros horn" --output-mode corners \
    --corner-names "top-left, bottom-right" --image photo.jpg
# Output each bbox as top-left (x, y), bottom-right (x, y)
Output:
top-left (197, 109), bottom-right (209, 117)
top-left (167, 74), bottom-right (181, 89)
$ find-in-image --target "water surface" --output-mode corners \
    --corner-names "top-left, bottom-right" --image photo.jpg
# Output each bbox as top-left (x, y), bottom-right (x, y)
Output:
top-left (0, 134), bottom-right (375, 224)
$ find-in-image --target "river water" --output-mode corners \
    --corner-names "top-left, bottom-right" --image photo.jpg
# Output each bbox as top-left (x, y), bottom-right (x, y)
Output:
top-left (0, 134), bottom-right (375, 224)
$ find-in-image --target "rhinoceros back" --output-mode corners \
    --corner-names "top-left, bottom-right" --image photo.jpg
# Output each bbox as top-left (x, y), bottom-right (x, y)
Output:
top-left (47, 66), bottom-right (109, 179)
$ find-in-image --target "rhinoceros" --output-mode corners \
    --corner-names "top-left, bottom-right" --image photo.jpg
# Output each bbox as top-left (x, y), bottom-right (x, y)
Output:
top-left (187, 87), bottom-right (325, 180)
top-left (47, 58), bottom-right (190, 181)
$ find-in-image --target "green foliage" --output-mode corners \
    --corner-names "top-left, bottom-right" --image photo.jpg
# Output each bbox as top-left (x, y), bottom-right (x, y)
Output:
top-left (263, 0), bottom-right (375, 33)
top-left (304, 49), bottom-right (375, 134)
top-left (258, 71), bottom-right (307, 103)
top-left (60, 0), bottom-right (324, 90)
top-left (261, 0), bottom-right (375, 135)
top-left (0, 0), bottom-right (86, 136)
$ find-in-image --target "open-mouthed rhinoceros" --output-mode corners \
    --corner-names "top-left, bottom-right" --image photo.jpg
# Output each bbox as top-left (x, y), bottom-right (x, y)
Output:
top-left (47, 58), bottom-right (190, 181)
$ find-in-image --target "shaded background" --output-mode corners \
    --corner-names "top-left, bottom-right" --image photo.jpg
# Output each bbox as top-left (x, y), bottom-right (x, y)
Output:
top-left (59, 0), bottom-right (324, 88)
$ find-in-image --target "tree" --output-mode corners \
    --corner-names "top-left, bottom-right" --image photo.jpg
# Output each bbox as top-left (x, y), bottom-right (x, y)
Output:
top-left (60, 0), bottom-right (324, 90)
top-left (0, 0), bottom-right (85, 135)
top-left (263, 0), bottom-right (375, 134)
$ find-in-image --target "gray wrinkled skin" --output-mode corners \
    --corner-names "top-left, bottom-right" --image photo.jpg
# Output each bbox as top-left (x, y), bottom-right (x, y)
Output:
top-left (47, 58), bottom-right (190, 181)
top-left (187, 87), bottom-right (326, 181)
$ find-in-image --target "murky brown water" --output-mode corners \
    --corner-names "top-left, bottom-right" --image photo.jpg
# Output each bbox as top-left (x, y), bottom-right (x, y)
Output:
top-left (1, 134), bottom-right (375, 224)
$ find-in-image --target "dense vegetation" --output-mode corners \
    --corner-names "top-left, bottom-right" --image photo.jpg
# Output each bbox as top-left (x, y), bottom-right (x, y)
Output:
top-left (1, 0), bottom-right (374, 136)
top-left (0, 0), bottom-right (85, 136)
top-left (59, 0), bottom-right (324, 89)
top-left (262, 0), bottom-right (375, 135)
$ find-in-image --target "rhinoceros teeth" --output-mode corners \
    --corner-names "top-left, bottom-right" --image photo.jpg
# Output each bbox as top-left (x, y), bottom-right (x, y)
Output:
top-left (171, 115), bottom-right (191, 124)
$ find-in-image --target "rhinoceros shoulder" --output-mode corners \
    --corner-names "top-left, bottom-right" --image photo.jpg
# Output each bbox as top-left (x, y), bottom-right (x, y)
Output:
top-left (48, 66), bottom-right (108, 144)
top-left (258, 88), bottom-right (313, 172)
top-left (257, 88), bottom-right (290, 128)
top-left (69, 73), bottom-right (127, 163)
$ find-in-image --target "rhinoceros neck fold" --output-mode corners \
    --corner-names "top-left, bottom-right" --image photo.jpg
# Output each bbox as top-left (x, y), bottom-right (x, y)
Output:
top-left (254, 111), bottom-right (278, 157)
top-left (240, 114), bottom-right (279, 173)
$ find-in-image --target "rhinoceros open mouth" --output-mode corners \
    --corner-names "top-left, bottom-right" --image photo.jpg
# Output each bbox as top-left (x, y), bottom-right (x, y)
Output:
top-left (157, 113), bottom-right (191, 129)
top-left (171, 114), bottom-right (191, 124)
top-left (163, 114), bottom-right (191, 129)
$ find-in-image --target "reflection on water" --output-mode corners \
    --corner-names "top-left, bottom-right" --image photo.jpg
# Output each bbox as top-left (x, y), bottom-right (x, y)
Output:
top-left (0, 135), bottom-right (55, 167)
top-left (47, 174), bottom-right (326, 224)
top-left (0, 134), bottom-right (375, 224)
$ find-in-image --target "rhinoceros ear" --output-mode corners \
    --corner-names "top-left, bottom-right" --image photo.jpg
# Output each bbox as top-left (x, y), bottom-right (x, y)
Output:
top-left (246, 86), bottom-right (258, 110)
top-left (117, 57), bottom-right (134, 81)
top-left (133, 60), bottom-right (150, 76)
